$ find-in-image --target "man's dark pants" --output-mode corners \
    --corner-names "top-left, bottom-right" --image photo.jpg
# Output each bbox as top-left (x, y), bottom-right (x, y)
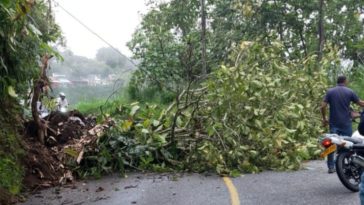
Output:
top-left (327, 125), bottom-right (353, 169)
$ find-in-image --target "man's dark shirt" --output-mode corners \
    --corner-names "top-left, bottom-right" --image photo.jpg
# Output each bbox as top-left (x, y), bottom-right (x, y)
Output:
top-left (324, 84), bottom-right (359, 129)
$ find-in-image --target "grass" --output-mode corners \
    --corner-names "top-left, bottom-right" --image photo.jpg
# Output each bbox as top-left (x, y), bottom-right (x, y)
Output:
top-left (75, 86), bottom-right (175, 116)
top-left (75, 96), bottom-right (129, 115)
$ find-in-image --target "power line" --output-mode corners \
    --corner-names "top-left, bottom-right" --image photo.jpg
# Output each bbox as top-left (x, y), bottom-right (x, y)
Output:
top-left (52, 0), bottom-right (137, 67)
top-left (51, 0), bottom-right (138, 108)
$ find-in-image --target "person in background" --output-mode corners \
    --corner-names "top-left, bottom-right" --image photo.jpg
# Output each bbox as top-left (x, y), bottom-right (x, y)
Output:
top-left (320, 75), bottom-right (364, 173)
top-left (36, 100), bottom-right (49, 118)
top-left (57, 92), bottom-right (68, 111)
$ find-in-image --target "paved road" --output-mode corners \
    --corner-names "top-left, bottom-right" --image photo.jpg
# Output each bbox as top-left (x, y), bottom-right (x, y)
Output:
top-left (23, 160), bottom-right (361, 205)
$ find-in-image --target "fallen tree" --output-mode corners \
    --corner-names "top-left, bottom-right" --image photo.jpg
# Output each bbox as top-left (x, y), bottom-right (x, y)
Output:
top-left (71, 42), bottom-right (336, 177)
top-left (18, 42), bottom-right (337, 195)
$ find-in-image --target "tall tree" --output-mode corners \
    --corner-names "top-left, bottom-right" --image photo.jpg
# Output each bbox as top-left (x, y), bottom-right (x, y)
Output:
top-left (200, 0), bottom-right (207, 75)
top-left (317, 0), bottom-right (325, 61)
top-left (128, 0), bottom-right (202, 93)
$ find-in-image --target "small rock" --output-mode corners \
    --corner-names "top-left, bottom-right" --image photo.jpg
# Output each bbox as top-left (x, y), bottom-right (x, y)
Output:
top-left (61, 199), bottom-right (73, 205)
top-left (124, 185), bottom-right (138, 189)
top-left (96, 187), bottom-right (104, 192)
top-left (92, 196), bottom-right (110, 202)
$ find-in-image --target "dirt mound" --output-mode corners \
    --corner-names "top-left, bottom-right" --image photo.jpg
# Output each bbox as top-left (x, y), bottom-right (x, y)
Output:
top-left (22, 138), bottom-right (64, 189)
top-left (26, 111), bottom-right (95, 145)
top-left (23, 111), bottom-right (109, 191)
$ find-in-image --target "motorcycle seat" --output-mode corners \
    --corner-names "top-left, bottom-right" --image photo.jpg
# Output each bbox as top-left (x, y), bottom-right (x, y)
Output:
top-left (341, 136), bottom-right (363, 144)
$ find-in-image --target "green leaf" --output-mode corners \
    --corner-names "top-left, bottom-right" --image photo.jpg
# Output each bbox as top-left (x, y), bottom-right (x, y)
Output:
top-left (143, 119), bottom-right (151, 128)
top-left (121, 120), bottom-right (133, 132)
top-left (130, 105), bottom-right (140, 116)
top-left (1, 0), bottom-right (11, 8)
top-left (152, 120), bottom-right (160, 127)
top-left (28, 23), bottom-right (42, 36)
top-left (230, 169), bottom-right (241, 177)
top-left (154, 133), bottom-right (167, 144)
top-left (142, 128), bottom-right (149, 134)
top-left (176, 116), bottom-right (183, 127)
top-left (0, 57), bottom-right (8, 73)
top-left (64, 147), bottom-right (78, 158)
top-left (7, 86), bottom-right (18, 98)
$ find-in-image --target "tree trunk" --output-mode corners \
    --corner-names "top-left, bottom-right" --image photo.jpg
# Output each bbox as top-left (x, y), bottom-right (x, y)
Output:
top-left (200, 0), bottom-right (207, 76)
top-left (317, 0), bottom-right (325, 62)
top-left (299, 27), bottom-right (308, 57)
top-left (31, 55), bottom-right (51, 144)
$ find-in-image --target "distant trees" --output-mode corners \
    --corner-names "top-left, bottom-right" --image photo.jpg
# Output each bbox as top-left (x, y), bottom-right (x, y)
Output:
top-left (51, 50), bottom-right (112, 78)
top-left (51, 48), bottom-right (135, 79)
top-left (96, 47), bottom-right (128, 69)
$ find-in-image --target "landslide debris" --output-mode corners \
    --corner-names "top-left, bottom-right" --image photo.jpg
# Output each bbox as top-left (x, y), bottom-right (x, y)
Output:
top-left (23, 110), bottom-right (109, 191)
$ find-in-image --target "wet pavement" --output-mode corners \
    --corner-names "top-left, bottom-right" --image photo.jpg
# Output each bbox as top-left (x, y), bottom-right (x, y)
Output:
top-left (23, 160), bottom-right (361, 205)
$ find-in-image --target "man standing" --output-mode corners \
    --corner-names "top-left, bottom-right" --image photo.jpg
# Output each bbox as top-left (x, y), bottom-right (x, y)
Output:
top-left (57, 92), bottom-right (69, 111)
top-left (322, 76), bottom-right (364, 205)
top-left (321, 75), bottom-right (364, 173)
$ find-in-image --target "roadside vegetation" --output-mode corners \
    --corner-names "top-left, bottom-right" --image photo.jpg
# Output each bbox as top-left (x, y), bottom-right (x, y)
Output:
top-left (74, 0), bottom-right (364, 177)
top-left (2, 0), bottom-right (364, 202)
top-left (0, 0), bottom-right (62, 201)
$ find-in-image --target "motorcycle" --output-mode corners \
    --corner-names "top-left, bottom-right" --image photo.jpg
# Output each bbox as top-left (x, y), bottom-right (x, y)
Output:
top-left (320, 131), bottom-right (364, 192)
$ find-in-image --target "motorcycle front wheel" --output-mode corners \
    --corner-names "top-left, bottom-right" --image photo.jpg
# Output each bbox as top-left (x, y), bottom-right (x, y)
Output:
top-left (336, 151), bottom-right (362, 192)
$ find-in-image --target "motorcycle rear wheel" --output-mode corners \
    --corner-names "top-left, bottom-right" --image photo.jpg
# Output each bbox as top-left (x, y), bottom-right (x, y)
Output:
top-left (336, 152), bottom-right (361, 192)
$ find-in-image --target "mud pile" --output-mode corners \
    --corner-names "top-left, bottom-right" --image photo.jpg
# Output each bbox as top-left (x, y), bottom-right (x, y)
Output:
top-left (23, 110), bottom-right (110, 191)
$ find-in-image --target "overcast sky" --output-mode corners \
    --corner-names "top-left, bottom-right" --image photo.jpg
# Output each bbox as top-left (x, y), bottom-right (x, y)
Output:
top-left (53, 0), bottom-right (148, 58)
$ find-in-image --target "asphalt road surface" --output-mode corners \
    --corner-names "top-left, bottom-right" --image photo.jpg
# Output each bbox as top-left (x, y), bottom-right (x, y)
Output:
top-left (23, 160), bottom-right (361, 205)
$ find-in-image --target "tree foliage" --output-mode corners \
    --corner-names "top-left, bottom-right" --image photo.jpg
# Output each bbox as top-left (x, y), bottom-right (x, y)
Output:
top-left (0, 0), bottom-right (61, 196)
top-left (0, 0), bottom-right (61, 99)
top-left (209, 0), bottom-right (364, 61)
top-left (77, 42), bottom-right (334, 176)
top-left (127, 0), bottom-right (203, 94)
top-left (194, 42), bottom-right (333, 172)
top-left (128, 0), bottom-right (364, 95)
